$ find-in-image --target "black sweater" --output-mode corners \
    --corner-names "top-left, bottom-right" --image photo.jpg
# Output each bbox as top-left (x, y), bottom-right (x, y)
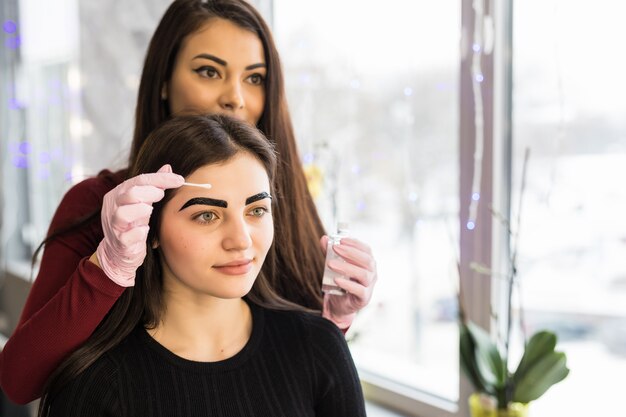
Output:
top-left (48, 303), bottom-right (366, 416)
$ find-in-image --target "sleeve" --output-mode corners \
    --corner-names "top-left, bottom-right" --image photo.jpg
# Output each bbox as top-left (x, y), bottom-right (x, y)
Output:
top-left (47, 357), bottom-right (122, 417)
top-left (307, 316), bottom-right (366, 417)
top-left (0, 174), bottom-right (126, 404)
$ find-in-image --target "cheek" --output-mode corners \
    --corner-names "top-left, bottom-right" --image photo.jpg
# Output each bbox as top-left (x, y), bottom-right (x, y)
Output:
top-left (159, 220), bottom-right (198, 259)
top-left (245, 89), bottom-right (265, 123)
top-left (256, 219), bottom-right (274, 252)
top-left (170, 79), bottom-right (219, 113)
top-left (172, 94), bottom-right (198, 114)
top-left (187, 88), bottom-right (219, 108)
top-left (253, 90), bottom-right (266, 114)
top-left (168, 232), bottom-right (208, 257)
top-left (160, 232), bottom-right (214, 278)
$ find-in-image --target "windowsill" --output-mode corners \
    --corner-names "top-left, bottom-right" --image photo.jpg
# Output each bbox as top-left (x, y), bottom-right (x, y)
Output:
top-left (360, 370), bottom-right (458, 417)
top-left (366, 401), bottom-right (411, 417)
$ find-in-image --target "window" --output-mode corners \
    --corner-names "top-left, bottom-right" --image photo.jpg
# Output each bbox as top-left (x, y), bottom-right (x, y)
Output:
top-left (512, 0), bottom-right (626, 415)
top-left (1, 0), bottom-right (80, 270)
top-left (0, 0), bottom-right (163, 273)
top-left (271, 0), bottom-right (462, 414)
top-left (273, 1), bottom-right (625, 416)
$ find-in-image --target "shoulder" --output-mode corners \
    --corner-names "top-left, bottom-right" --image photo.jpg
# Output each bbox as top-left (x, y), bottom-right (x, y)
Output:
top-left (263, 308), bottom-right (347, 349)
top-left (266, 309), bottom-right (355, 372)
top-left (47, 331), bottom-right (141, 417)
top-left (47, 353), bottom-right (121, 416)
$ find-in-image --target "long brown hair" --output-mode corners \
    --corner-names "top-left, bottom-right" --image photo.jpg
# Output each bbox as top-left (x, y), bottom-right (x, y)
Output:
top-left (36, 0), bottom-right (326, 309)
top-left (38, 114), bottom-right (312, 416)
top-left (132, 0), bottom-right (326, 309)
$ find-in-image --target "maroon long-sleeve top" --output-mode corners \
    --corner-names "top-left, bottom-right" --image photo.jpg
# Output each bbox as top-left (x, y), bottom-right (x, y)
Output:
top-left (0, 170), bottom-right (126, 404)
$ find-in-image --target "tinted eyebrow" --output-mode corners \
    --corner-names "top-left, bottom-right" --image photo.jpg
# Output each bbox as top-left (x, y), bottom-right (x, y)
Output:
top-left (179, 197), bottom-right (227, 211)
top-left (246, 192), bottom-right (272, 205)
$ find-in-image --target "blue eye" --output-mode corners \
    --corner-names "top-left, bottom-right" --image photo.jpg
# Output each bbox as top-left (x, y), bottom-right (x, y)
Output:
top-left (250, 207), bottom-right (268, 217)
top-left (193, 211), bottom-right (218, 224)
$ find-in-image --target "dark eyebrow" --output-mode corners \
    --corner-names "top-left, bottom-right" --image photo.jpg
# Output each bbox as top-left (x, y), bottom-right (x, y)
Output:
top-left (192, 53), bottom-right (265, 71)
top-left (179, 197), bottom-right (227, 211)
top-left (246, 192), bottom-right (272, 205)
top-left (192, 53), bottom-right (227, 66)
top-left (245, 63), bottom-right (266, 71)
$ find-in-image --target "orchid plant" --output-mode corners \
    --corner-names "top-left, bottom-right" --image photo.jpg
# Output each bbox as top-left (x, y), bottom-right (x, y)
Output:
top-left (458, 149), bottom-right (570, 410)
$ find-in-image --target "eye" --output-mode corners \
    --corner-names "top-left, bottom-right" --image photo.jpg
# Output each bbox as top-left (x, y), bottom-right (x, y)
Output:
top-left (249, 207), bottom-right (269, 217)
top-left (193, 211), bottom-right (219, 224)
top-left (247, 73), bottom-right (265, 85)
top-left (194, 66), bottom-right (220, 79)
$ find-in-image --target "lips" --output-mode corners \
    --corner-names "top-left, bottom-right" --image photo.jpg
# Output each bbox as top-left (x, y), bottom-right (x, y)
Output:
top-left (213, 259), bottom-right (253, 275)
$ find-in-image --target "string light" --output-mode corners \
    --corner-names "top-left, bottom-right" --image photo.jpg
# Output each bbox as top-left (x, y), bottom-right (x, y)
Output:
top-left (3, 20), bottom-right (16, 33)
top-left (466, 0), bottom-right (491, 230)
top-left (5, 36), bottom-right (20, 49)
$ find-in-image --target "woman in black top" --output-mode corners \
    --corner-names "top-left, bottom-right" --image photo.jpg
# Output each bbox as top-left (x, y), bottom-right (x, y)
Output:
top-left (41, 114), bottom-right (366, 417)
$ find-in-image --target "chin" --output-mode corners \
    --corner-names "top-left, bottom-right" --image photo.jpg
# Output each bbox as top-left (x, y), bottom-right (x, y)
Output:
top-left (217, 281), bottom-right (256, 300)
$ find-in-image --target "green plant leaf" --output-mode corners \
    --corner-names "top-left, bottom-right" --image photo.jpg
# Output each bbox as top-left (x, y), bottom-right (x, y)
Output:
top-left (513, 331), bottom-right (557, 383)
top-left (460, 323), bottom-right (489, 394)
top-left (466, 322), bottom-right (507, 389)
top-left (512, 351), bottom-right (570, 403)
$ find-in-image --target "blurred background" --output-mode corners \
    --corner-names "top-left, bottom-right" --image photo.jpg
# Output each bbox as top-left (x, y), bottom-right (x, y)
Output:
top-left (1, 0), bottom-right (624, 416)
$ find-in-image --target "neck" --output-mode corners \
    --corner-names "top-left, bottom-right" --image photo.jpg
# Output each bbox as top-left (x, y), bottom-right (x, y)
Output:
top-left (147, 294), bottom-right (253, 362)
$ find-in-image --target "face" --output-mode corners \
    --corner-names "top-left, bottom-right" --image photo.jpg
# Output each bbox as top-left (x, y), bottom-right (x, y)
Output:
top-left (156, 152), bottom-right (273, 300)
top-left (165, 18), bottom-right (266, 126)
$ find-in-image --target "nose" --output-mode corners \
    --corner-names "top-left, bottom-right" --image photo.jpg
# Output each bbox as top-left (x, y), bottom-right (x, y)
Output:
top-left (222, 217), bottom-right (252, 251)
top-left (218, 78), bottom-right (244, 113)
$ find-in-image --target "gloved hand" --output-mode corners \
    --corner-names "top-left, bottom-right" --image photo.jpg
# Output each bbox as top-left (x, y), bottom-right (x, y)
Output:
top-left (320, 236), bottom-right (378, 330)
top-left (96, 164), bottom-right (184, 287)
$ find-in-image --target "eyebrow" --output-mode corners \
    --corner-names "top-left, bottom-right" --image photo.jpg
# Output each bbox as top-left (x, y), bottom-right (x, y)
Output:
top-left (245, 192), bottom-right (272, 205)
top-left (179, 197), bottom-right (227, 211)
top-left (192, 53), bottom-right (266, 71)
top-left (179, 192), bottom-right (272, 211)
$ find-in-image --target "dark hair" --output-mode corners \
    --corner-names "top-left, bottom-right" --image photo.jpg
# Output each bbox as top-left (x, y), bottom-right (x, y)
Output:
top-left (38, 114), bottom-right (310, 416)
top-left (131, 114), bottom-right (304, 326)
top-left (131, 0), bottom-right (326, 309)
top-left (36, 0), bottom-right (326, 310)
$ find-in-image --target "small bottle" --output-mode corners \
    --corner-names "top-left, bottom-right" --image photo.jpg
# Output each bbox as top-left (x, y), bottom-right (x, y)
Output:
top-left (322, 222), bottom-right (349, 296)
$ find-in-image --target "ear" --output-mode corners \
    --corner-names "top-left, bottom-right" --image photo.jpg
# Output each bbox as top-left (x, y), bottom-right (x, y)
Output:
top-left (160, 83), bottom-right (168, 101)
top-left (151, 239), bottom-right (160, 249)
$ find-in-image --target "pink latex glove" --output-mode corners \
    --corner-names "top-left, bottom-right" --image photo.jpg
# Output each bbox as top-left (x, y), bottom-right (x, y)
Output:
top-left (320, 236), bottom-right (378, 330)
top-left (96, 164), bottom-right (184, 287)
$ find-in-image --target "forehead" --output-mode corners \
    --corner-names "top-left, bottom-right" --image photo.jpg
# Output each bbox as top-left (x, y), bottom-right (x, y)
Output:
top-left (179, 18), bottom-right (265, 61)
top-left (173, 153), bottom-right (271, 203)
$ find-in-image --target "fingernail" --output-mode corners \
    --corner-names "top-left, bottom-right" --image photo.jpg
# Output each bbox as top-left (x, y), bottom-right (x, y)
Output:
top-left (328, 259), bottom-right (344, 270)
top-left (333, 244), bottom-right (346, 252)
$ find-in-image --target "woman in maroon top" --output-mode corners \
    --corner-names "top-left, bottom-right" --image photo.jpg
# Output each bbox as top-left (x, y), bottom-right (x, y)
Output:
top-left (0, 0), bottom-right (377, 405)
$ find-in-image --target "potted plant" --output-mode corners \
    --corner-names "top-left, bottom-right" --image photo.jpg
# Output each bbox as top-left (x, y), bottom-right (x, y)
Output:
top-left (459, 150), bottom-right (570, 416)
top-left (460, 318), bottom-right (569, 416)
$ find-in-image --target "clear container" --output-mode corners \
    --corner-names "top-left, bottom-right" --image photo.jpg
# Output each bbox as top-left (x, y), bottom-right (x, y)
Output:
top-left (321, 222), bottom-right (349, 296)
